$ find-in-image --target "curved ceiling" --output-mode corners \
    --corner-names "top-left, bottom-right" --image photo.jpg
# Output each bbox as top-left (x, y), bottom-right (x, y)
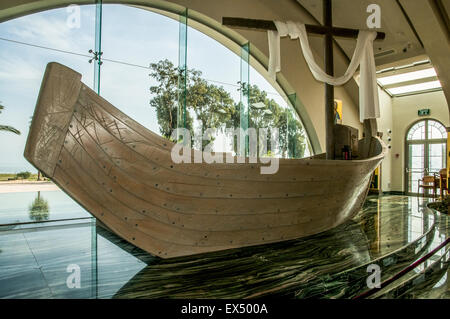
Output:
top-left (296, 0), bottom-right (450, 119)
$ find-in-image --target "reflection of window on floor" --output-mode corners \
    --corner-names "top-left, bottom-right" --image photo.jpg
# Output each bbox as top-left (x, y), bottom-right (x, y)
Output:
top-left (433, 272), bottom-right (447, 289)
top-left (407, 198), bottom-right (423, 243)
top-left (408, 197), bottom-right (446, 274)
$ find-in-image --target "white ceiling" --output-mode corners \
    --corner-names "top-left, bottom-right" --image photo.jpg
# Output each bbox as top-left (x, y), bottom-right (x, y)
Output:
top-left (296, 0), bottom-right (426, 66)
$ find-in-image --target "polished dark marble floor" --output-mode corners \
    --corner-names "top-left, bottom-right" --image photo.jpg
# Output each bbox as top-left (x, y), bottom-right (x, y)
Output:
top-left (0, 194), bottom-right (448, 299)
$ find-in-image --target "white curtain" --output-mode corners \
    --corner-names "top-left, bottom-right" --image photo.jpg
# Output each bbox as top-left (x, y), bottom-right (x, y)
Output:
top-left (268, 21), bottom-right (380, 122)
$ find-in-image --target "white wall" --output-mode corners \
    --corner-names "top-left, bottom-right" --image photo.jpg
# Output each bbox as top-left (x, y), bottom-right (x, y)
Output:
top-left (390, 90), bottom-right (449, 192)
top-left (335, 87), bottom-right (364, 139)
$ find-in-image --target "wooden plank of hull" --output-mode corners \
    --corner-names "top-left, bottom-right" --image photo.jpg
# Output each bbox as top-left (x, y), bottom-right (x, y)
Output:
top-left (25, 63), bottom-right (387, 258)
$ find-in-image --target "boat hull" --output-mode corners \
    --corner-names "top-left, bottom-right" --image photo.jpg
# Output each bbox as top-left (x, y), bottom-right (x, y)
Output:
top-left (24, 63), bottom-right (386, 258)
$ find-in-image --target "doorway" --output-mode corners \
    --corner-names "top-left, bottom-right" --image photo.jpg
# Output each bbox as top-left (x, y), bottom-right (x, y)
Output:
top-left (405, 119), bottom-right (446, 195)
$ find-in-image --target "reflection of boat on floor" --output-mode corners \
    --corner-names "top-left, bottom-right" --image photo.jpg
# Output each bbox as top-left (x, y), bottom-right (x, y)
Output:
top-left (25, 62), bottom-right (386, 259)
top-left (111, 218), bottom-right (371, 299)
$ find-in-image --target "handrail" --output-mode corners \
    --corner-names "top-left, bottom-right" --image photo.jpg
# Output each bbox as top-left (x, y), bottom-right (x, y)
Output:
top-left (0, 216), bottom-right (93, 227)
top-left (353, 237), bottom-right (450, 299)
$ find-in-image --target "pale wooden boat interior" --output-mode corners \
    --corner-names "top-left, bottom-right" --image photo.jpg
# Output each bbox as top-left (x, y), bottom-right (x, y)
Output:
top-left (24, 63), bottom-right (387, 258)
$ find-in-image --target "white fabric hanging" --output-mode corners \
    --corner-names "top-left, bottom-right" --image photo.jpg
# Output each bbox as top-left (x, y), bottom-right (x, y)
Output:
top-left (268, 20), bottom-right (379, 122)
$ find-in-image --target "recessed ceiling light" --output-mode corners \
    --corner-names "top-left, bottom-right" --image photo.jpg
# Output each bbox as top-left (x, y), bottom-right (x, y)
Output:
top-left (378, 68), bottom-right (437, 86)
top-left (387, 80), bottom-right (441, 95)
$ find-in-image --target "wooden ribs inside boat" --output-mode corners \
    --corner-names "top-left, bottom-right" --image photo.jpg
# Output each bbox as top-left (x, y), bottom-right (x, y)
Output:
top-left (24, 63), bottom-right (386, 258)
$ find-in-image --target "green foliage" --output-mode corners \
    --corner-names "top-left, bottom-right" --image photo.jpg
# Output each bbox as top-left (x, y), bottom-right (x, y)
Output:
top-left (29, 192), bottom-right (50, 222)
top-left (16, 171), bottom-right (31, 179)
top-left (149, 59), bottom-right (193, 139)
top-left (0, 104), bottom-right (21, 135)
top-left (286, 110), bottom-right (307, 159)
top-left (149, 60), bottom-right (307, 158)
top-left (149, 59), bottom-right (237, 150)
top-left (0, 173), bottom-right (39, 181)
top-left (247, 84), bottom-right (306, 158)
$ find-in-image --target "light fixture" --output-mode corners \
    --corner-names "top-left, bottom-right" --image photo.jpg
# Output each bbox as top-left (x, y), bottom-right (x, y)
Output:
top-left (387, 80), bottom-right (441, 95)
top-left (378, 68), bottom-right (437, 86)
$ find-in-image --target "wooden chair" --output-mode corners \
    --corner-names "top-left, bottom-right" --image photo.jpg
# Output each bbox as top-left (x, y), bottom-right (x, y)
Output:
top-left (418, 175), bottom-right (438, 198)
top-left (439, 168), bottom-right (448, 200)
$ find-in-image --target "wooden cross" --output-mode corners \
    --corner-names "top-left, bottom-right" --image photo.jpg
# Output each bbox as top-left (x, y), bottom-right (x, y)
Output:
top-left (223, 0), bottom-right (385, 159)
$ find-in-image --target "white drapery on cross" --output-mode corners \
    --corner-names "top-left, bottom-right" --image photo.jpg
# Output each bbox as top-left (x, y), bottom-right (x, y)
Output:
top-left (268, 21), bottom-right (380, 123)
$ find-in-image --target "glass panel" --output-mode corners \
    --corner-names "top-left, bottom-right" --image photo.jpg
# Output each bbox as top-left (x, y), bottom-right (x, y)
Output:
top-left (0, 191), bottom-right (90, 225)
top-left (96, 225), bottom-right (147, 297)
top-left (91, 220), bottom-right (98, 298)
top-left (246, 68), bottom-right (310, 159)
top-left (94, 0), bottom-right (102, 94)
top-left (100, 5), bottom-right (178, 137)
top-left (249, 67), bottom-right (289, 158)
top-left (427, 120), bottom-right (446, 140)
top-left (288, 93), bottom-right (311, 158)
top-left (428, 143), bottom-right (445, 174)
top-left (0, 5), bottom-right (96, 219)
top-left (185, 20), bottom-right (240, 152)
top-left (177, 9), bottom-right (188, 133)
top-left (0, 220), bottom-right (99, 298)
top-left (407, 121), bottom-right (425, 140)
top-left (239, 43), bottom-right (250, 156)
top-left (287, 107), bottom-right (308, 158)
top-left (408, 144), bottom-right (425, 193)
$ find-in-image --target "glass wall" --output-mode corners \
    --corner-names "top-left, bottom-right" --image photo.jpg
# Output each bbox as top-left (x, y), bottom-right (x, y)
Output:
top-left (0, 3), bottom-right (97, 174)
top-left (0, 3), bottom-right (311, 167)
top-left (99, 4), bottom-right (179, 135)
top-left (249, 67), bottom-right (310, 159)
top-left (185, 20), bottom-right (241, 153)
top-left (0, 3), bottom-right (314, 295)
top-left (0, 3), bottom-right (313, 224)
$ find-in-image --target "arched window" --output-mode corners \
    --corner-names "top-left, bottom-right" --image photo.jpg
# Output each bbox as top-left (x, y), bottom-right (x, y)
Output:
top-left (405, 119), bottom-right (447, 195)
top-left (0, 3), bottom-right (312, 177)
top-left (407, 119), bottom-right (446, 141)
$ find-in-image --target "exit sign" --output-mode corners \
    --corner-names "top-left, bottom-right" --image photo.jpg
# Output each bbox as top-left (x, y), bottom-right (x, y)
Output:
top-left (418, 109), bottom-right (430, 116)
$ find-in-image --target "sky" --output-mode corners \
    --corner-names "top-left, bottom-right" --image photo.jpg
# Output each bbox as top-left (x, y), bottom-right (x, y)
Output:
top-left (0, 4), bottom-right (300, 173)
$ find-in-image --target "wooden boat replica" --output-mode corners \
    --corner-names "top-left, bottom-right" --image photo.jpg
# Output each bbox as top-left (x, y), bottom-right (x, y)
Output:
top-left (25, 63), bottom-right (386, 258)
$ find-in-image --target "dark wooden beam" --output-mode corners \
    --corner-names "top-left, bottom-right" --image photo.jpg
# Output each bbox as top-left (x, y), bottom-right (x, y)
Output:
top-left (222, 17), bottom-right (386, 40)
top-left (324, 0), bottom-right (335, 160)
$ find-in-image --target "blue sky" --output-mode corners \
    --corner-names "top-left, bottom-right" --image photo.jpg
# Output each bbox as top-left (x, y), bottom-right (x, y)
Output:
top-left (0, 4), bottom-right (292, 173)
